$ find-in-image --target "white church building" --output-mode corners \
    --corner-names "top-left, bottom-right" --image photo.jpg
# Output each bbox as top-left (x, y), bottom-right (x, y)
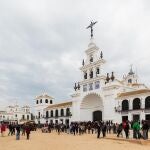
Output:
top-left (34, 27), bottom-right (150, 125)
top-left (0, 104), bottom-right (32, 123)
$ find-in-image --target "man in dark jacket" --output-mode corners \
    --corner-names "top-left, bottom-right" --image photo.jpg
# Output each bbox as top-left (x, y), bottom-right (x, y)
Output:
top-left (142, 121), bottom-right (149, 140)
top-left (25, 125), bottom-right (31, 140)
top-left (102, 123), bottom-right (107, 138)
top-left (8, 123), bottom-right (12, 136)
top-left (97, 123), bottom-right (101, 138)
top-left (117, 123), bottom-right (123, 137)
top-left (48, 123), bottom-right (51, 133)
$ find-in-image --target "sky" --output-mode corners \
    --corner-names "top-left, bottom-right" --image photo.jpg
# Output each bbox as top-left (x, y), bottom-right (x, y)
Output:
top-left (0, 0), bottom-right (150, 109)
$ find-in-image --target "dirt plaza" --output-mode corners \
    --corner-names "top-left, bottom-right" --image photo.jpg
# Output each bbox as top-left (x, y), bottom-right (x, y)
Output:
top-left (0, 130), bottom-right (149, 150)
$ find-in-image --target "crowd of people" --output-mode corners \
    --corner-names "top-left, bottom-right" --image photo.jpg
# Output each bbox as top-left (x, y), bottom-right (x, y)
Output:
top-left (0, 120), bottom-right (149, 141)
top-left (41, 120), bottom-right (149, 140)
top-left (0, 122), bottom-right (34, 140)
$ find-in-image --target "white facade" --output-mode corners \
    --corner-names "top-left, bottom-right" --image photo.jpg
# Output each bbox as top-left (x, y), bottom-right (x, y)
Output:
top-left (44, 101), bottom-right (72, 125)
top-left (34, 38), bottom-right (150, 124)
top-left (0, 104), bottom-right (31, 123)
top-left (34, 93), bottom-right (54, 124)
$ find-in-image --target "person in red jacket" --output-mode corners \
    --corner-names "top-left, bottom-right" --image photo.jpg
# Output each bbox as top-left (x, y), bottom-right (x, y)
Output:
top-left (1, 122), bottom-right (6, 137)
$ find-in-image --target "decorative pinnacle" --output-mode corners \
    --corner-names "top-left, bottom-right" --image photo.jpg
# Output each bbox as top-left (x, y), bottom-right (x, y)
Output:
top-left (128, 64), bottom-right (134, 75)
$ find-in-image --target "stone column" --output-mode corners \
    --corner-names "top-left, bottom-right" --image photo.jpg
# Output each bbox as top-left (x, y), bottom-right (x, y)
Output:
top-left (141, 97), bottom-right (145, 109)
top-left (93, 67), bottom-right (96, 78)
top-left (140, 111), bottom-right (145, 121)
top-left (87, 70), bottom-right (89, 80)
top-left (129, 99), bottom-right (132, 110)
top-left (128, 112), bottom-right (132, 121)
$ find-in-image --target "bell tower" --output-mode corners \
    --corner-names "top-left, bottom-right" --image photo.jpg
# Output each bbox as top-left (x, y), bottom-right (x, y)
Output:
top-left (81, 39), bottom-right (106, 78)
top-left (73, 21), bottom-right (106, 93)
top-left (123, 65), bottom-right (138, 85)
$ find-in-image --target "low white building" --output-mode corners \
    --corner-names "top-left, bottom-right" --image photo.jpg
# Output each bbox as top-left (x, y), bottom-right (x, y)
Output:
top-left (44, 101), bottom-right (72, 125)
top-left (0, 104), bottom-right (32, 123)
top-left (34, 32), bottom-right (150, 125)
top-left (34, 94), bottom-right (54, 124)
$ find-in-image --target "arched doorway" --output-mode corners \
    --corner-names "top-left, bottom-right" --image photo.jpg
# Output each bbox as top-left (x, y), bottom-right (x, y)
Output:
top-left (80, 93), bottom-right (103, 121)
top-left (93, 110), bottom-right (102, 121)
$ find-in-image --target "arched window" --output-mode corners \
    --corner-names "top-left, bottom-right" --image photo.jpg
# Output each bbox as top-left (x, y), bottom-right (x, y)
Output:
top-left (27, 115), bottom-right (29, 120)
top-left (61, 109), bottom-right (64, 116)
top-left (50, 100), bottom-right (53, 104)
top-left (96, 67), bottom-right (99, 75)
top-left (46, 111), bottom-right (49, 118)
top-left (95, 81), bottom-right (100, 89)
top-left (36, 100), bottom-right (39, 104)
top-left (122, 100), bottom-right (129, 111)
top-left (51, 110), bottom-right (53, 117)
top-left (66, 108), bottom-right (70, 116)
top-left (89, 70), bottom-right (93, 78)
top-left (55, 109), bottom-right (58, 117)
top-left (45, 99), bottom-right (48, 103)
top-left (128, 79), bottom-right (132, 83)
top-left (145, 96), bottom-right (150, 109)
top-left (84, 72), bottom-right (87, 79)
top-left (133, 98), bottom-right (141, 110)
top-left (90, 55), bottom-right (93, 63)
top-left (38, 112), bottom-right (40, 118)
top-left (83, 84), bottom-right (87, 92)
top-left (89, 83), bottom-right (93, 91)
top-left (40, 99), bottom-right (42, 103)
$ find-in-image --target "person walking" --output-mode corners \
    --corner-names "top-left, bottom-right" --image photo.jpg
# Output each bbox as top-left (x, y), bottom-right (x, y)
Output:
top-left (22, 124), bottom-right (26, 136)
top-left (1, 123), bottom-right (6, 137)
top-left (102, 123), bottom-right (107, 138)
top-left (8, 123), bottom-right (12, 136)
top-left (12, 123), bottom-right (16, 135)
top-left (117, 123), bottom-right (123, 137)
top-left (25, 125), bottom-right (31, 140)
top-left (124, 121), bottom-right (130, 139)
top-left (56, 124), bottom-right (61, 135)
top-left (48, 123), bottom-right (51, 133)
top-left (97, 123), bottom-right (101, 138)
top-left (72, 124), bottom-right (76, 136)
top-left (141, 121), bottom-right (149, 140)
top-left (132, 121), bottom-right (140, 139)
top-left (16, 124), bottom-right (21, 140)
top-left (113, 123), bottom-right (117, 134)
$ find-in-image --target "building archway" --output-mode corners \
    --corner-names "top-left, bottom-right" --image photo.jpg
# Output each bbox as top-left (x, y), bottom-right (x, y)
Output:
top-left (93, 110), bottom-right (102, 121)
top-left (133, 98), bottom-right (141, 110)
top-left (122, 100), bottom-right (129, 111)
top-left (80, 93), bottom-right (103, 121)
top-left (145, 96), bottom-right (150, 109)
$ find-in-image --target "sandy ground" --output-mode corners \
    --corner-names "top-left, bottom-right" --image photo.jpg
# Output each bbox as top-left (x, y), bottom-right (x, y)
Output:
top-left (0, 130), bottom-right (149, 150)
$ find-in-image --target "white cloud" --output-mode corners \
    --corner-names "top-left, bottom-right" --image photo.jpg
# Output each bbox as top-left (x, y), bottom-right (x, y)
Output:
top-left (0, 0), bottom-right (150, 108)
